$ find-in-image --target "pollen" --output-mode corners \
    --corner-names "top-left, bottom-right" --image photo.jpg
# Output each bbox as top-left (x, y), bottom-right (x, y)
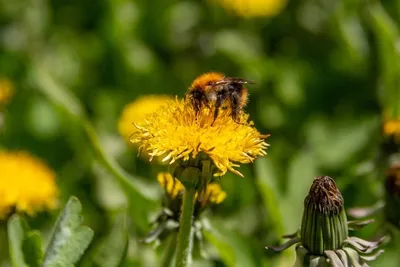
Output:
top-left (131, 98), bottom-right (269, 177)
top-left (0, 151), bottom-right (58, 218)
top-left (118, 95), bottom-right (174, 143)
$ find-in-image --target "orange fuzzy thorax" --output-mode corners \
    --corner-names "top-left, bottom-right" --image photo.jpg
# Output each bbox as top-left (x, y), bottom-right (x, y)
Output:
top-left (189, 72), bottom-right (225, 92)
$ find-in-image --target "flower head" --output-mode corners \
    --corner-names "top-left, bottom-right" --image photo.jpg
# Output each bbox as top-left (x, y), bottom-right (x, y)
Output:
top-left (0, 79), bottom-right (14, 106)
top-left (131, 98), bottom-right (269, 177)
top-left (383, 119), bottom-right (400, 138)
top-left (157, 172), bottom-right (227, 211)
top-left (118, 95), bottom-right (174, 143)
top-left (382, 108), bottom-right (400, 143)
top-left (197, 183), bottom-right (227, 210)
top-left (157, 172), bottom-right (185, 199)
top-left (215, 0), bottom-right (287, 18)
top-left (0, 151), bottom-right (58, 218)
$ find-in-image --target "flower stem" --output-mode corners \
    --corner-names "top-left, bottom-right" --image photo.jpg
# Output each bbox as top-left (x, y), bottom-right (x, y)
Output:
top-left (161, 232), bottom-right (178, 267)
top-left (175, 187), bottom-right (196, 267)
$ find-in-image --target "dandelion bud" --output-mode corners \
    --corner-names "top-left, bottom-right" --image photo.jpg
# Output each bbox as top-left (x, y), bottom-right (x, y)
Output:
top-left (266, 176), bottom-right (385, 266)
top-left (300, 176), bottom-right (348, 255)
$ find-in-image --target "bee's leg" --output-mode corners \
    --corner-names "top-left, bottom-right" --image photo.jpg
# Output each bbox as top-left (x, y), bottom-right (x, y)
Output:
top-left (211, 90), bottom-right (227, 126)
top-left (188, 89), bottom-right (204, 116)
top-left (230, 89), bottom-right (243, 124)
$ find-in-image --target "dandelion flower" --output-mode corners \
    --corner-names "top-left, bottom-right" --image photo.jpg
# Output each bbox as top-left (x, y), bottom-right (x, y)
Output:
top-left (0, 79), bottom-right (14, 106)
top-left (118, 95), bottom-right (174, 143)
top-left (131, 99), bottom-right (269, 177)
top-left (383, 119), bottom-right (400, 141)
top-left (215, 0), bottom-right (287, 18)
top-left (0, 151), bottom-right (58, 218)
top-left (157, 172), bottom-right (185, 199)
top-left (197, 183), bottom-right (227, 209)
top-left (157, 172), bottom-right (227, 207)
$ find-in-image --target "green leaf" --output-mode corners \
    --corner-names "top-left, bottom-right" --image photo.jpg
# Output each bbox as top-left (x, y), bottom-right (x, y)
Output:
top-left (7, 214), bottom-right (43, 267)
top-left (367, 2), bottom-right (400, 110)
top-left (204, 220), bottom-right (258, 267)
top-left (305, 116), bottom-right (378, 169)
top-left (30, 63), bottom-right (84, 119)
top-left (23, 231), bottom-right (44, 267)
top-left (30, 63), bottom-right (157, 231)
top-left (254, 158), bottom-right (285, 236)
top-left (90, 213), bottom-right (129, 267)
top-left (43, 196), bottom-right (94, 267)
top-left (281, 151), bottom-right (316, 232)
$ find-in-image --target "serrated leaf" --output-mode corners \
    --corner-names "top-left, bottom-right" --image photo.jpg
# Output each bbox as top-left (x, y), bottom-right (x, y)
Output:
top-left (7, 215), bottom-right (43, 267)
top-left (90, 214), bottom-right (129, 267)
top-left (43, 196), bottom-right (94, 267)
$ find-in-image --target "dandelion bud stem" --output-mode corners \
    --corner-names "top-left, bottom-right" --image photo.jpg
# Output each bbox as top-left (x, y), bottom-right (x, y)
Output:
top-left (175, 186), bottom-right (196, 267)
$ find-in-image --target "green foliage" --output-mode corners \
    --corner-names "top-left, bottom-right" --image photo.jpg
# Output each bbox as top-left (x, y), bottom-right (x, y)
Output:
top-left (84, 213), bottom-right (129, 267)
top-left (8, 215), bottom-right (43, 267)
top-left (1, 0), bottom-right (400, 266)
top-left (43, 196), bottom-right (94, 267)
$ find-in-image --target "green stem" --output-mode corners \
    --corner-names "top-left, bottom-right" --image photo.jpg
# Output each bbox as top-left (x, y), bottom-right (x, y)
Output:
top-left (83, 122), bottom-right (145, 195)
top-left (83, 122), bottom-right (156, 231)
top-left (161, 232), bottom-right (178, 267)
top-left (175, 187), bottom-right (196, 267)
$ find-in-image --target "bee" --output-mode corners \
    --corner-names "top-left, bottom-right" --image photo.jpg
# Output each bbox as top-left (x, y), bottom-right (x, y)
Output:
top-left (186, 72), bottom-right (251, 124)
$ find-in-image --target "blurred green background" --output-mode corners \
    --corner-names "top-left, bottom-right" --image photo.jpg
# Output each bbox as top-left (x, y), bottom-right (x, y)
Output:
top-left (1, 0), bottom-right (400, 266)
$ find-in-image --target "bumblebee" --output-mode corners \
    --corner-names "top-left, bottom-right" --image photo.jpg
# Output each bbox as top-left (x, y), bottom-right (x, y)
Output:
top-left (186, 72), bottom-right (251, 123)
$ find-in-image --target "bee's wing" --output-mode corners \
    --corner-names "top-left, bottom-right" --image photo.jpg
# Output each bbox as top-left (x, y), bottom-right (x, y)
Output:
top-left (213, 77), bottom-right (255, 85)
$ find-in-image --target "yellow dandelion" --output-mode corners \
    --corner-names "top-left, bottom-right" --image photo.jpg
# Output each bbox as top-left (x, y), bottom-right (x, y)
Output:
top-left (0, 79), bottom-right (14, 106)
top-left (157, 172), bottom-right (227, 207)
top-left (197, 183), bottom-right (227, 209)
top-left (382, 109), bottom-right (400, 142)
top-left (0, 151), bottom-right (58, 218)
top-left (215, 0), bottom-right (287, 18)
top-left (118, 95), bottom-right (174, 143)
top-left (157, 172), bottom-right (184, 199)
top-left (131, 98), bottom-right (269, 177)
top-left (383, 120), bottom-right (400, 140)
